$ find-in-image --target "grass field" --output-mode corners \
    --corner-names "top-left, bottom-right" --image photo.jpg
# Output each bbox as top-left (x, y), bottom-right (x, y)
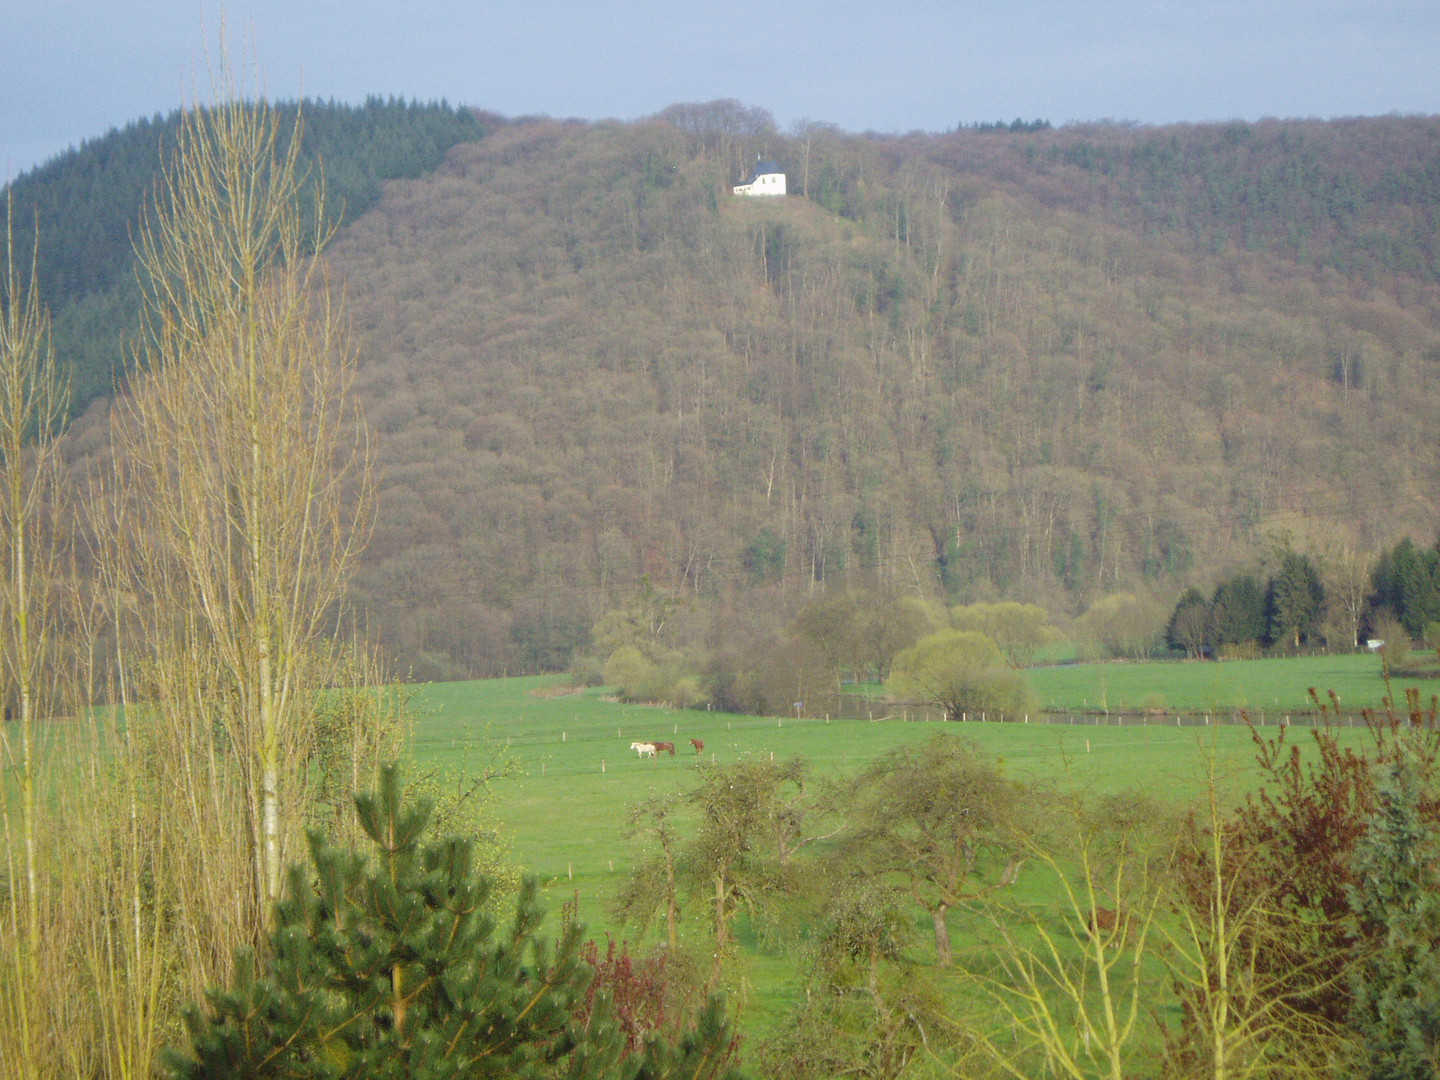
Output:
top-left (402, 653), bottom-right (1425, 1047)
top-left (1025, 650), bottom-right (1421, 716)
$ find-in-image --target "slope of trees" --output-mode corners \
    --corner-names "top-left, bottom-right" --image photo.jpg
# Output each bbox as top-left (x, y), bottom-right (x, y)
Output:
top-left (20, 104), bottom-right (1440, 677)
top-left (310, 111), bottom-right (1440, 676)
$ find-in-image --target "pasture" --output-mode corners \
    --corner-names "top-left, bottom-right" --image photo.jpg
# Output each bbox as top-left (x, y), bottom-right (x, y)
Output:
top-left (411, 678), bottom-right (1251, 889)
top-left (1025, 650), bottom-right (1412, 716)
top-left (403, 657), bottom-right (1411, 1046)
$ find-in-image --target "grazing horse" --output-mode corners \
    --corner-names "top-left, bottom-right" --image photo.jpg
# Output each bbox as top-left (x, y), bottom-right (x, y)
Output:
top-left (690, 738), bottom-right (704, 754)
top-left (1088, 906), bottom-right (1128, 947)
top-left (651, 740), bottom-right (676, 756)
top-left (630, 741), bottom-right (657, 759)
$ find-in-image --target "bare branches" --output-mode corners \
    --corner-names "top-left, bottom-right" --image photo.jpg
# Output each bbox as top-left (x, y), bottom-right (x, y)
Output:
top-left (105, 63), bottom-right (373, 921)
top-left (0, 187), bottom-right (70, 1079)
top-left (968, 793), bottom-right (1166, 1080)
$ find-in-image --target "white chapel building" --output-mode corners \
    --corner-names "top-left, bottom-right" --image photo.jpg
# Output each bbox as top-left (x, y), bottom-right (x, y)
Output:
top-left (733, 159), bottom-right (787, 197)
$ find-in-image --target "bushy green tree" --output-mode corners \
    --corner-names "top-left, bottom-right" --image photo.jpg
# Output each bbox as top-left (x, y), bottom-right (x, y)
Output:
top-left (167, 764), bottom-right (746, 1080)
top-left (619, 757), bottom-right (818, 995)
top-left (888, 629), bottom-right (1033, 720)
top-left (791, 592), bottom-right (863, 689)
top-left (950, 601), bottom-right (1060, 668)
top-left (1166, 586), bottom-right (1211, 658)
top-left (833, 735), bottom-right (1026, 966)
top-left (704, 632), bottom-right (836, 717)
top-left (1075, 592), bottom-right (1166, 660)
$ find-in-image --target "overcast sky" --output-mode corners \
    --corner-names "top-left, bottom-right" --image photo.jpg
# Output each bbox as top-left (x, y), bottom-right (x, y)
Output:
top-left (4, 0), bottom-right (1438, 180)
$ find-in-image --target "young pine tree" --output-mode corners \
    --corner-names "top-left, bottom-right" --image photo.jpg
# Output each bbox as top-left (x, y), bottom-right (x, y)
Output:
top-left (167, 764), bottom-right (746, 1080)
top-left (1347, 751), bottom-right (1440, 1080)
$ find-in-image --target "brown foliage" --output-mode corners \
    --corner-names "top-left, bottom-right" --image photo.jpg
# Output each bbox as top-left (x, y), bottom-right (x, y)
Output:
top-left (1172, 691), bottom-right (1440, 1034)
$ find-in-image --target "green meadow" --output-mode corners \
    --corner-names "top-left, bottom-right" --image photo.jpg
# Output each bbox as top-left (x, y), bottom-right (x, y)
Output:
top-left (402, 653), bottom-right (1422, 1044)
top-left (1026, 650), bottom-right (1415, 716)
top-left (411, 655), bottom-right (1416, 897)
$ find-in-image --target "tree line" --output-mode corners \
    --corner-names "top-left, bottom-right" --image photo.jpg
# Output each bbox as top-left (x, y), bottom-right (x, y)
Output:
top-left (1167, 535), bottom-right (1440, 660)
top-left (323, 109), bottom-right (1440, 679)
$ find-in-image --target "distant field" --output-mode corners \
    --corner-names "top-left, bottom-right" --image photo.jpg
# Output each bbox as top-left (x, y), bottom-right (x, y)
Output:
top-left (407, 667), bottom-right (1406, 896)
top-left (1025, 651), bottom-right (1424, 716)
top-left (403, 665), bottom-right (1399, 1041)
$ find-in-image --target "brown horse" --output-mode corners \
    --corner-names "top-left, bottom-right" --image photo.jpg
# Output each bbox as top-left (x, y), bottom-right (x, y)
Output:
top-left (1088, 906), bottom-right (1129, 947)
top-left (690, 738), bottom-right (704, 754)
top-left (651, 740), bottom-right (676, 756)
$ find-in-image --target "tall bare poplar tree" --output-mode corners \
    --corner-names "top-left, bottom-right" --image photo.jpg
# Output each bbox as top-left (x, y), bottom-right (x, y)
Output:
top-left (110, 74), bottom-right (372, 922)
top-left (0, 193), bottom-right (69, 1078)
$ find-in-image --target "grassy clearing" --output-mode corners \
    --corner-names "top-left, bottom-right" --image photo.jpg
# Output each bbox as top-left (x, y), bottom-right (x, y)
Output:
top-left (408, 676), bottom-right (1318, 889)
top-left (403, 668), bottom-right (1399, 1052)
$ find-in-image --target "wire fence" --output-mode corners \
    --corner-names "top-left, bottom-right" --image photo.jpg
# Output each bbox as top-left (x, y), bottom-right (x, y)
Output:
top-left (825, 694), bottom-right (1378, 729)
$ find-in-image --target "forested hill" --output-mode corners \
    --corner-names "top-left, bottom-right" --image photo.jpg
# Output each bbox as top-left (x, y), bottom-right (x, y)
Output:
top-left (2, 98), bottom-right (486, 413)
top-left (313, 109), bottom-right (1440, 677)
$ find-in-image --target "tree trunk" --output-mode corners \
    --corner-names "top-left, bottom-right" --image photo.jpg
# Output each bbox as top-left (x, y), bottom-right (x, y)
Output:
top-left (664, 847), bottom-right (678, 951)
top-left (709, 873), bottom-right (729, 992)
top-left (932, 903), bottom-right (952, 966)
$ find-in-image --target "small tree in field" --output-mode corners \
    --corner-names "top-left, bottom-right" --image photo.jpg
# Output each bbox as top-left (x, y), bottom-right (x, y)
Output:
top-left (835, 734), bottom-right (1026, 966)
top-left (619, 757), bottom-right (820, 994)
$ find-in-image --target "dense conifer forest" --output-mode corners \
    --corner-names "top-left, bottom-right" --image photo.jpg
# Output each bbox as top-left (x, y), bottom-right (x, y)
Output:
top-left (4, 97), bottom-right (486, 411)
top-left (10, 103), bottom-right (1440, 678)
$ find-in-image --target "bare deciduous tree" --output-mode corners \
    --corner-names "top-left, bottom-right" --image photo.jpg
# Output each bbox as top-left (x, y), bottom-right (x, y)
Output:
top-left (107, 72), bottom-right (373, 924)
top-left (0, 192), bottom-right (70, 1077)
top-left (971, 792), bottom-right (1167, 1080)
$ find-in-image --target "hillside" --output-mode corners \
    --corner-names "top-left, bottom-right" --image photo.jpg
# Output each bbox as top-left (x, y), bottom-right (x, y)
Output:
top-left (12, 104), bottom-right (1440, 678)
top-left (2, 97), bottom-right (486, 413)
top-left (319, 111), bottom-right (1440, 676)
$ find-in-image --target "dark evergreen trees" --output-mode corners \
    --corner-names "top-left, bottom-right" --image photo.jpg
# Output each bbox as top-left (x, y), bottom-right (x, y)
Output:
top-left (167, 765), bottom-right (745, 1080)
top-left (1372, 537), bottom-right (1440, 640)
top-left (1207, 574), bottom-right (1267, 651)
top-left (1266, 552), bottom-right (1326, 650)
top-left (1166, 586), bottom-right (1211, 658)
top-left (3, 98), bottom-right (486, 415)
